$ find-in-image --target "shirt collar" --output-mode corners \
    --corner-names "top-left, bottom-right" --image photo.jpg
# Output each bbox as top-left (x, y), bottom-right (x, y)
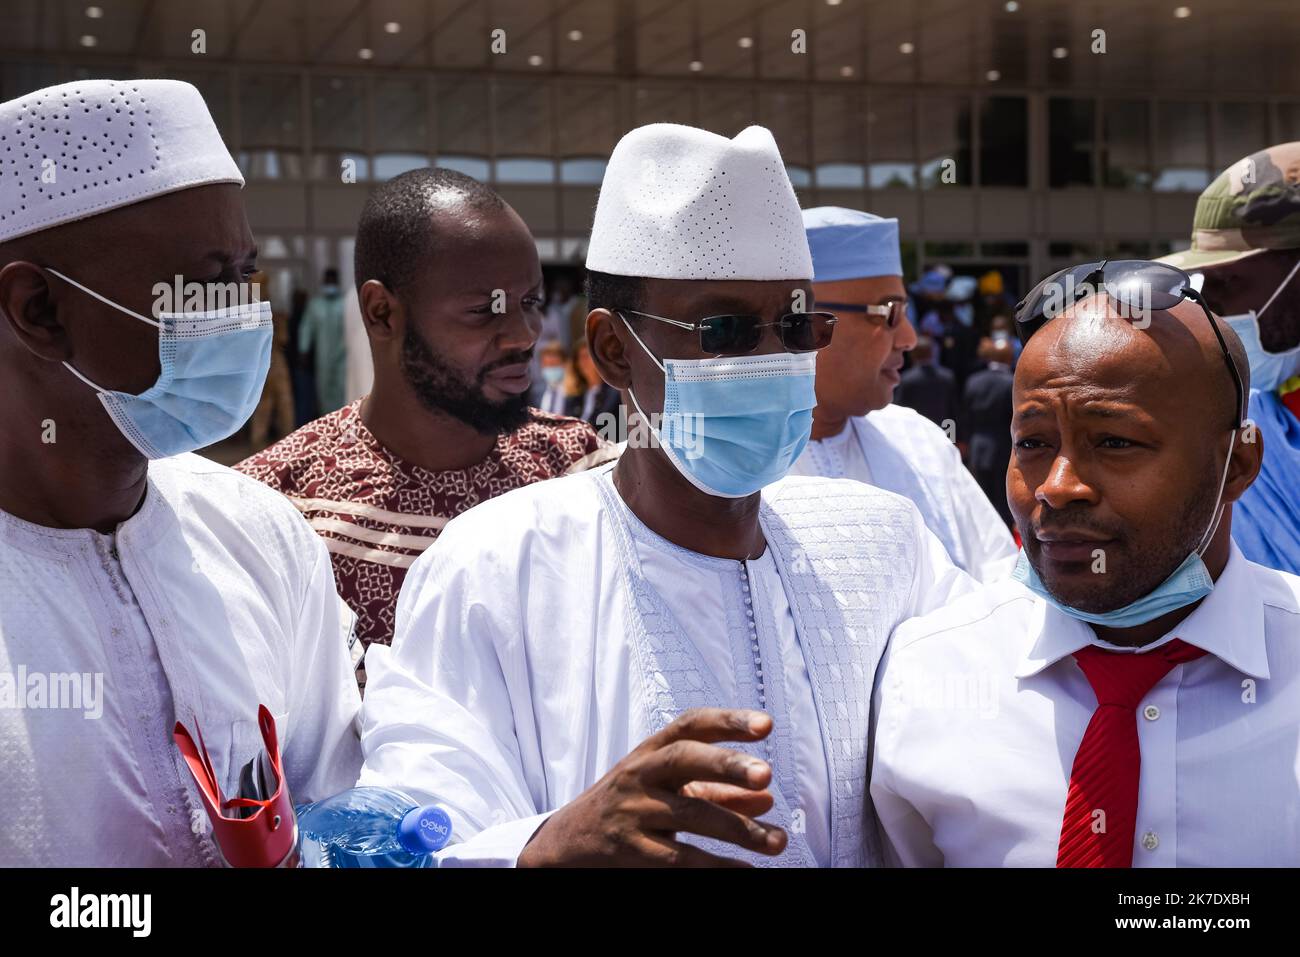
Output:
top-left (1013, 542), bottom-right (1269, 680)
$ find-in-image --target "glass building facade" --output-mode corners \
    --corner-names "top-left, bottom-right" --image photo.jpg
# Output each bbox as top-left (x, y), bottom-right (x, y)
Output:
top-left (3, 0), bottom-right (1299, 305)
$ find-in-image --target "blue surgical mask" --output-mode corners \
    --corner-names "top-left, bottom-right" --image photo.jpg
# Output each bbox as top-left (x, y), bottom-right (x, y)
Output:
top-left (48, 268), bottom-right (273, 459)
top-left (541, 365), bottom-right (565, 387)
top-left (621, 316), bottom-right (817, 498)
top-left (1013, 431), bottom-right (1237, 628)
top-left (1219, 258), bottom-right (1300, 392)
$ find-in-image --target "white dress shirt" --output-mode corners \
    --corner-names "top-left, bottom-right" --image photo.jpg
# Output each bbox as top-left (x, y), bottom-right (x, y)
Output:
top-left (871, 542), bottom-right (1300, 867)
top-left (359, 465), bottom-right (972, 866)
top-left (0, 453), bottom-right (363, 866)
top-left (790, 405), bottom-right (1017, 582)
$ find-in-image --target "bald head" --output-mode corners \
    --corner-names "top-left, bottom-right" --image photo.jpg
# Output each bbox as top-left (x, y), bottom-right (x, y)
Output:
top-left (1007, 293), bottom-right (1261, 623)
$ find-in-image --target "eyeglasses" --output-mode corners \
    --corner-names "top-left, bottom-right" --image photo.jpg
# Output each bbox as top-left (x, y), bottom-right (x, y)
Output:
top-left (814, 299), bottom-right (908, 329)
top-left (1015, 258), bottom-right (1245, 428)
top-left (615, 308), bottom-right (837, 357)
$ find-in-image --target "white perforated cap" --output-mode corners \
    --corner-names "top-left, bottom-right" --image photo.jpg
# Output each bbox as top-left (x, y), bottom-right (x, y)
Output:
top-left (585, 123), bottom-right (813, 281)
top-left (0, 79), bottom-right (243, 243)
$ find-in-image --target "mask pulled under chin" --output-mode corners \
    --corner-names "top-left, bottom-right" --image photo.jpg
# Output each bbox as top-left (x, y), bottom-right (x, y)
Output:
top-left (1013, 431), bottom-right (1237, 628)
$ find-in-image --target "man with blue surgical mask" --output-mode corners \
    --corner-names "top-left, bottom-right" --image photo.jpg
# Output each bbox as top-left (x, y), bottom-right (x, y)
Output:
top-left (1155, 141), bottom-right (1300, 574)
top-left (871, 280), bottom-right (1300, 866)
top-left (358, 123), bottom-right (974, 867)
top-left (0, 80), bottom-right (361, 865)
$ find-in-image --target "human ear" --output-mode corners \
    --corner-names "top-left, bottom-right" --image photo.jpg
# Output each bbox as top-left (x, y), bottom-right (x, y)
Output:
top-left (0, 261), bottom-right (72, 362)
top-left (586, 308), bottom-right (630, 390)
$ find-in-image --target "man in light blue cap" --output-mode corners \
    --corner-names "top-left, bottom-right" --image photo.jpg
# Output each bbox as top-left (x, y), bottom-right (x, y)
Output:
top-left (789, 207), bottom-right (1016, 581)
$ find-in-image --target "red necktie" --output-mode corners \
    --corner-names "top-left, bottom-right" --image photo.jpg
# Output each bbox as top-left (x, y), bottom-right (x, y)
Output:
top-left (1056, 638), bottom-right (1207, 868)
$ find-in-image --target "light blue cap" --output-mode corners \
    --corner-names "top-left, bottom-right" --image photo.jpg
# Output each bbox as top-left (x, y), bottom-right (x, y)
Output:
top-left (802, 206), bottom-right (903, 282)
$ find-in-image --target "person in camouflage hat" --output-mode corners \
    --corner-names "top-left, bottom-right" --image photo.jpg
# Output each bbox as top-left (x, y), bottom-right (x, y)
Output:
top-left (1158, 142), bottom-right (1300, 575)
top-left (1158, 141), bottom-right (1300, 356)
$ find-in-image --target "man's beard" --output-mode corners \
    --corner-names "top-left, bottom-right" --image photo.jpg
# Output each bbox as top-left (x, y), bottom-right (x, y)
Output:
top-left (400, 324), bottom-right (534, 436)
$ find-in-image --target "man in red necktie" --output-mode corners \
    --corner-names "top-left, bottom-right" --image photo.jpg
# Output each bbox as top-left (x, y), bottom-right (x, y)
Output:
top-left (870, 273), bottom-right (1300, 867)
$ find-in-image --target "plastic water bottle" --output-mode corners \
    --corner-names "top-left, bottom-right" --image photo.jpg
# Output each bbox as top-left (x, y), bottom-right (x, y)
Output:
top-left (295, 786), bottom-right (453, 868)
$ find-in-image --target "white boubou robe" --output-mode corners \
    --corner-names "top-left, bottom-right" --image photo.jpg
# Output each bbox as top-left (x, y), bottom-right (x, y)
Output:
top-left (790, 404), bottom-right (1017, 582)
top-left (359, 464), bottom-right (974, 867)
top-left (0, 453), bottom-right (362, 866)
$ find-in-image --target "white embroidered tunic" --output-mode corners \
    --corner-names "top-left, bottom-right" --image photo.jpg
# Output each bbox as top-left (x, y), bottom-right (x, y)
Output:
top-left (0, 454), bottom-right (363, 866)
top-left (791, 404), bottom-right (1017, 583)
top-left (359, 465), bottom-right (974, 866)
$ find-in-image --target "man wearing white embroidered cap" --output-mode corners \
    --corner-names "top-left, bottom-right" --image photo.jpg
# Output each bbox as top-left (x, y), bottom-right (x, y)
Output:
top-left (359, 123), bottom-right (974, 867)
top-left (0, 80), bottom-right (361, 866)
top-left (789, 207), bottom-right (1017, 582)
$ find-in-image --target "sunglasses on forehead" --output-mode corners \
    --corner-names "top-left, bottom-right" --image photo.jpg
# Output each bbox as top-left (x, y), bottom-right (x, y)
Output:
top-left (614, 308), bottom-right (838, 357)
top-left (1015, 259), bottom-right (1246, 429)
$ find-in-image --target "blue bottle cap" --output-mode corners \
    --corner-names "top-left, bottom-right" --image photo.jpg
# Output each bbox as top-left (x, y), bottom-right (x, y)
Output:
top-left (397, 805), bottom-right (453, 855)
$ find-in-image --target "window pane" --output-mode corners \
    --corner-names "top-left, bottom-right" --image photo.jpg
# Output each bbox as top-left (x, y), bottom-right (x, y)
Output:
top-left (634, 84), bottom-right (694, 127)
top-left (312, 76), bottom-right (366, 151)
top-left (494, 81), bottom-right (550, 156)
top-left (495, 158), bottom-right (555, 183)
top-left (240, 73), bottom-right (300, 149)
top-left (980, 97), bottom-right (1027, 187)
top-left (1278, 104), bottom-right (1300, 144)
top-left (760, 90), bottom-right (811, 171)
top-left (698, 87), bottom-right (756, 138)
top-left (374, 154), bottom-right (430, 181)
top-left (813, 91), bottom-right (863, 184)
top-left (557, 83), bottom-right (619, 157)
top-left (1049, 98), bottom-right (1095, 187)
top-left (920, 96), bottom-right (971, 188)
top-left (560, 159), bottom-right (606, 184)
top-left (1102, 100), bottom-right (1150, 189)
top-left (437, 77), bottom-right (488, 157)
top-left (867, 94), bottom-right (916, 189)
top-left (374, 78), bottom-right (427, 153)
top-left (1154, 101), bottom-right (1210, 192)
top-left (1215, 102), bottom-right (1268, 173)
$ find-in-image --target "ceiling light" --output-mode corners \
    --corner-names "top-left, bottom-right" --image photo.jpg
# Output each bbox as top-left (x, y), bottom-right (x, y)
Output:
top-left (689, 60), bottom-right (704, 71)
top-left (840, 65), bottom-right (854, 77)
top-left (79, 34), bottom-right (97, 47)
top-left (1004, 1), bottom-right (1019, 10)
top-left (1052, 46), bottom-right (1069, 58)
top-left (358, 47), bottom-right (374, 60)
top-left (384, 21), bottom-right (401, 34)
top-left (738, 37), bottom-right (754, 49)
top-left (986, 69), bottom-right (1000, 81)
top-left (568, 29), bottom-right (583, 42)
top-left (899, 41), bottom-right (915, 55)
top-left (85, 5), bottom-right (103, 17)
top-left (528, 54), bottom-right (544, 66)
top-left (1174, 6), bottom-right (1191, 17)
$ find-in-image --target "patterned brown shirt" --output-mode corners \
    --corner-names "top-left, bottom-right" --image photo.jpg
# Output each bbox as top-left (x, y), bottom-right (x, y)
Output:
top-left (235, 398), bottom-right (615, 650)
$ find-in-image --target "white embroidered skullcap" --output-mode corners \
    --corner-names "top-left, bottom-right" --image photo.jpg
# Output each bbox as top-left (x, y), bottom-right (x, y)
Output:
top-left (0, 79), bottom-right (243, 243)
top-left (586, 123), bottom-right (813, 281)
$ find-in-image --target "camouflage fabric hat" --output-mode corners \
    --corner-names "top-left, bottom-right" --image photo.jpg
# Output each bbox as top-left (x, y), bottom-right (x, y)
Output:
top-left (1157, 141), bottom-right (1300, 271)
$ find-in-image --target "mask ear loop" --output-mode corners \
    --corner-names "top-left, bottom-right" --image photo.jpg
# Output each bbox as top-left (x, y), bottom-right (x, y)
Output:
top-left (45, 267), bottom-right (162, 393)
top-left (44, 267), bottom-right (162, 328)
top-left (616, 311), bottom-right (666, 373)
top-left (1257, 257), bottom-right (1300, 319)
top-left (1194, 429), bottom-right (1238, 557)
top-left (615, 310), bottom-right (666, 446)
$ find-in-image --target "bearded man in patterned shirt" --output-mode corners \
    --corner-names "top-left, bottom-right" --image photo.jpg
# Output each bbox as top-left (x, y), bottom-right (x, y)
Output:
top-left (237, 169), bottom-right (614, 659)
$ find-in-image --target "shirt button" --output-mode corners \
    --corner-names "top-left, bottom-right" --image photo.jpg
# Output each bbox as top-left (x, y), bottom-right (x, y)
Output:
top-left (1141, 831), bottom-right (1159, 851)
top-left (1143, 704), bottom-right (1160, 721)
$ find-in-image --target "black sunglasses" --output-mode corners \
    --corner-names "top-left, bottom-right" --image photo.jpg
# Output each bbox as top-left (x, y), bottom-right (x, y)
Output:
top-left (1015, 259), bottom-right (1245, 428)
top-left (616, 308), bottom-right (838, 357)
